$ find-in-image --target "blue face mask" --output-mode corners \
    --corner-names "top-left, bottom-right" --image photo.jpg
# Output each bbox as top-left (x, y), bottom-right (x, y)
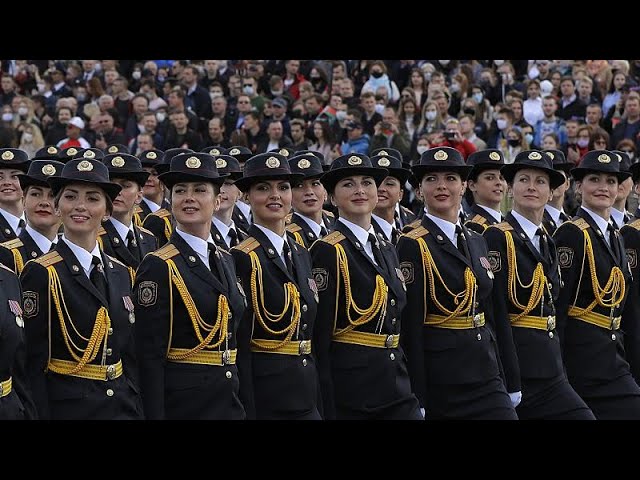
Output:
top-left (472, 93), bottom-right (483, 104)
top-left (524, 133), bottom-right (534, 145)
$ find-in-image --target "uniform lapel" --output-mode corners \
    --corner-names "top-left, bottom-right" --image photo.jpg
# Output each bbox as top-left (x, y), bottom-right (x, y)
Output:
top-left (292, 213), bottom-right (319, 246)
top-left (0, 213), bottom-right (17, 241)
top-left (334, 221), bottom-right (386, 276)
top-left (248, 225), bottom-right (292, 281)
top-left (210, 221), bottom-right (228, 249)
top-left (19, 229), bottom-right (43, 260)
top-left (576, 208), bottom-right (618, 263)
top-left (506, 212), bottom-right (548, 268)
top-left (170, 232), bottom-right (227, 292)
top-left (422, 216), bottom-right (471, 267)
top-left (103, 220), bottom-right (136, 267)
top-left (58, 240), bottom-right (108, 306)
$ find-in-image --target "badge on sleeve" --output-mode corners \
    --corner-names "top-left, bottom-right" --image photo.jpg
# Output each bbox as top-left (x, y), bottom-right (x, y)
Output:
top-left (122, 296), bottom-right (135, 324)
top-left (487, 251), bottom-right (501, 273)
top-left (399, 262), bottom-right (414, 284)
top-left (22, 291), bottom-right (38, 318)
top-left (395, 267), bottom-right (407, 290)
top-left (626, 248), bottom-right (637, 269)
top-left (137, 281), bottom-right (157, 307)
top-left (9, 300), bottom-right (23, 327)
top-left (308, 277), bottom-right (319, 303)
top-left (557, 247), bottom-right (574, 269)
top-left (312, 268), bottom-right (328, 292)
top-left (479, 256), bottom-right (495, 279)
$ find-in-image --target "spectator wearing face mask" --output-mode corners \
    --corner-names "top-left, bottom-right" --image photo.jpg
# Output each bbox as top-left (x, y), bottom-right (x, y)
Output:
top-left (361, 61), bottom-right (400, 105)
top-left (18, 123), bottom-right (45, 158)
top-left (487, 107), bottom-right (515, 149)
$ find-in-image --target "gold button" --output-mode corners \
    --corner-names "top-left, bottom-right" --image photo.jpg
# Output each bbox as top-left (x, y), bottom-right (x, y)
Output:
top-left (389, 353), bottom-right (396, 361)
top-left (225, 371), bottom-right (232, 379)
top-left (108, 328), bottom-right (113, 335)
top-left (302, 304), bottom-right (308, 312)
top-left (106, 389), bottom-right (114, 397)
top-left (106, 348), bottom-right (112, 356)
top-left (302, 323), bottom-right (307, 331)
top-left (228, 311), bottom-right (233, 319)
top-left (476, 333), bottom-right (482, 341)
top-left (612, 334), bottom-right (617, 341)
top-left (188, 255), bottom-right (196, 263)
top-left (549, 331), bottom-right (554, 338)
top-left (302, 358), bottom-right (308, 367)
top-left (227, 331), bottom-right (233, 339)
top-left (390, 299), bottom-right (396, 306)
top-left (391, 318), bottom-right (396, 325)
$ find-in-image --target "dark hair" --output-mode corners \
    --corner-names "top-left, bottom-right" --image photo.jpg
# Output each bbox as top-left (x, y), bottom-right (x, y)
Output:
top-left (54, 183), bottom-right (114, 216)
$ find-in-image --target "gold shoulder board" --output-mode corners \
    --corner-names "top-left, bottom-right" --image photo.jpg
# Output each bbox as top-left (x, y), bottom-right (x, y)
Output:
top-left (321, 231), bottom-right (345, 245)
top-left (488, 222), bottom-right (513, 232)
top-left (152, 243), bottom-right (179, 260)
top-left (137, 225), bottom-right (154, 236)
top-left (34, 251), bottom-right (63, 267)
top-left (106, 254), bottom-right (127, 268)
top-left (133, 205), bottom-right (143, 215)
top-left (234, 237), bottom-right (259, 253)
top-left (626, 219), bottom-right (640, 231)
top-left (285, 212), bottom-right (293, 224)
top-left (286, 223), bottom-right (302, 233)
top-left (571, 218), bottom-right (590, 231)
top-left (323, 210), bottom-right (335, 218)
top-left (1, 238), bottom-right (24, 250)
top-left (470, 214), bottom-right (489, 225)
top-left (155, 209), bottom-right (172, 219)
top-left (406, 226), bottom-right (429, 240)
top-left (402, 219), bottom-right (421, 233)
top-left (97, 226), bottom-right (107, 237)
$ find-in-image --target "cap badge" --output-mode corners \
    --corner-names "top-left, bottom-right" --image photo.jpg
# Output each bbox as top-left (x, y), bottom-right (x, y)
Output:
top-left (108, 146), bottom-right (118, 153)
top-left (378, 158), bottom-right (391, 167)
top-left (111, 156), bottom-right (125, 168)
top-left (210, 148), bottom-right (220, 156)
top-left (83, 150), bottom-right (96, 159)
top-left (67, 148), bottom-right (78, 156)
top-left (186, 156), bottom-right (201, 169)
top-left (546, 152), bottom-right (555, 160)
top-left (47, 146), bottom-right (58, 154)
top-left (216, 158), bottom-right (227, 168)
top-left (146, 151), bottom-right (157, 160)
top-left (598, 154), bottom-right (611, 164)
top-left (1, 151), bottom-right (14, 160)
top-left (434, 150), bottom-right (448, 161)
top-left (348, 156), bottom-right (362, 166)
top-left (266, 156), bottom-right (280, 168)
top-left (378, 150), bottom-right (389, 156)
top-left (42, 164), bottom-right (56, 176)
top-left (528, 152), bottom-right (542, 160)
top-left (279, 148), bottom-right (290, 157)
top-left (297, 159), bottom-right (311, 169)
top-left (77, 160), bottom-right (93, 172)
top-left (489, 152), bottom-right (500, 161)
top-left (229, 148), bottom-right (240, 155)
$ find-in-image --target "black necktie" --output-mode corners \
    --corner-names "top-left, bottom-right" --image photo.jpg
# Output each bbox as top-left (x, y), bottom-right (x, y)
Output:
top-left (126, 230), bottom-right (140, 262)
top-left (17, 219), bottom-right (25, 234)
top-left (49, 242), bottom-right (57, 253)
top-left (90, 255), bottom-right (109, 302)
top-left (368, 233), bottom-right (386, 269)
top-left (535, 227), bottom-right (549, 260)
top-left (207, 243), bottom-right (222, 280)
top-left (394, 211), bottom-right (402, 230)
top-left (455, 225), bottom-right (469, 259)
top-left (228, 227), bottom-right (239, 248)
top-left (282, 241), bottom-right (295, 279)
top-left (391, 227), bottom-right (399, 245)
top-left (608, 224), bottom-right (621, 264)
top-left (559, 211), bottom-right (569, 223)
top-left (319, 226), bottom-right (328, 238)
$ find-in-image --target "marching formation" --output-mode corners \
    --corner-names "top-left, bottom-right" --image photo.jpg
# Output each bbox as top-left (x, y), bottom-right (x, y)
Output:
top-left (1, 142), bottom-right (639, 420)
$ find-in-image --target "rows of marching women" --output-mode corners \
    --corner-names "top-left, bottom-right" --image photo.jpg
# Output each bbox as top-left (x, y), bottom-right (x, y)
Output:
top-left (1, 140), bottom-right (639, 420)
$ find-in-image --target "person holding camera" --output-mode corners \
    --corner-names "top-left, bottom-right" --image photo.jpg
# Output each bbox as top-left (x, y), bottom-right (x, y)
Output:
top-left (428, 118), bottom-right (477, 161)
top-left (369, 107), bottom-right (412, 160)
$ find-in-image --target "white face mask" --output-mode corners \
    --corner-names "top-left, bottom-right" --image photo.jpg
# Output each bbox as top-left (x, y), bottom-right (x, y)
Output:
top-left (18, 107), bottom-right (28, 117)
top-left (243, 86), bottom-right (254, 96)
top-left (156, 112), bottom-right (166, 123)
top-left (336, 110), bottom-right (347, 121)
top-left (37, 83), bottom-right (45, 93)
top-left (2, 113), bottom-right (13, 122)
top-left (417, 145), bottom-right (429, 155)
top-left (425, 111), bottom-right (437, 121)
top-left (22, 132), bottom-right (33, 143)
top-left (374, 104), bottom-right (385, 115)
top-left (438, 60), bottom-right (450, 66)
top-left (132, 71), bottom-right (142, 80)
top-left (210, 92), bottom-right (222, 100)
top-left (497, 119), bottom-right (508, 130)
top-left (494, 60), bottom-right (505, 66)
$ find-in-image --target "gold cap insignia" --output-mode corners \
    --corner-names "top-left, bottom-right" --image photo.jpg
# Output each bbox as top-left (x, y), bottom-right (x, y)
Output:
top-left (598, 154), bottom-right (611, 164)
top-left (108, 146), bottom-right (118, 153)
top-left (67, 148), bottom-right (78, 156)
top-left (229, 148), bottom-right (240, 155)
top-left (434, 150), bottom-right (448, 161)
top-left (77, 160), bottom-right (93, 172)
top-left (347, 156), bottom-right (362, 166)
top-left (209, 148), bottom-right (220, 156)
top-left (528, 152), bottom-right (542, 160)
top-left (489, 152), bottom-right (500, 161)
top-left (185, 156), bottom-right (201, 168)
top-left (83, 150), bottom-right (96, 159)
top-left (47, 146), bottom-right (57, 154)
top-left (111, 156), bottom-right (125, 167)
top-left (1, 151), bottom-right (14, 160)
top-left (279, 148), bottom-right (290, 157)
top-left (378, 158), bottom-right (391, 167)
top-left (146, 152), bottom-right (157, 160)
top-left (266, 156), bottom-right (280, 168)
top-left (297, 159), bottom-right (311, 169)
top-left (378, 150), bottom-right (389, 156)
top-left (546, 152), bottom-right (555, 160)
top-left (216, 158), bottom-right (227, 168)
top-left (42, 164), bottom-right (56, 176)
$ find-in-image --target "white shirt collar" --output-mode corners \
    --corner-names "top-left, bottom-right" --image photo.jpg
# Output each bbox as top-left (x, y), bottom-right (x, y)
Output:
top-left (426, 213), bottom-right (458, 245)
top-left (25, 224), bottom-right (56, 254)
top-left (0, 207), bottom-right (22, 235)
top-left (60, 236), bottom-right (101, 278)
top-left (253, 223), bottom-right (286, 256)
top-left (235, 200), bottom-right (252, 223)
top-left (212, 216), bottom-right (238, 249)
top-left (142, 196), bottom-right (162, 213)
top-left (338, 217), bottom-right (379, 264)
top-left (187, 84), bottom-right (197, 96)
top-left (295, 212), bottom-right (322, 237)
top-left (109, 217), bottom-right (134, 245)
top-left (545, 204), bottom-right (563, 224)
top-left (510, 209), bottom-right (542, 250)
top-left (581, 206), bottom-right (611, 241)
top-left (610, 207), bottom-right (625, 228)
top-left (476, 204), bottom-right (502, 223)
top-left (371, 213), bottom-right (393, 241)
top-left (176, 227), bottom-right (215, 270)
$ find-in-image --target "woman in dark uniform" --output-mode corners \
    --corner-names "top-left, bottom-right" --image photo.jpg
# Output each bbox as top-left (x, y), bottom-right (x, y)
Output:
top-left (397, 146), bottom-right (518, 420)
top-left (97, 153), bottom-right (157, 272)
top-left (311, 153), bottom-right (422, 420)
top-left (136, 149), bottom-right (168, 226)
top-left (210, 155), bottom-right (248, 250)
top-left (463, 149), bottom-right (506, 234)
top-left (133, 152), bottom-right (248, 420)
top-left (20, 157), bottom-right (143, 420)
top-left (554, 150), bottom-right (640, 419)
top-left (232, 152), bottom-right (322, 420)
top-left (286, 152), bottom-right (332, 249)
top-left (541, 149), bottom-right (573, 236)
top-left (484, 150), bottom-right (595, 419)
top-left (0, 148), bottom-right (31, 243)
top-left (0, 159), bottom-right (64, 274)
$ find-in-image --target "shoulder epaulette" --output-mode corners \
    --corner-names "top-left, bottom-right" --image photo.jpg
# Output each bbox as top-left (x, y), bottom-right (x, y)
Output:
top-left (154, 209), bottom-right (172, 219)
top-left (323, 210), bottom-right (335, 218)
top-left (137, 225), bottom-right (154, 236)
top-left (234, 237), bottom-right (259, 254)
top-left (151, 243), bottom-right (178, 260)
top-left (402, 219), bottom-right (421, 233)
top-left (571, 217), bottom-right (590, 231)
top-left (625, 218), bottom-right (640, 231)
top-left (106, 254), bottom-right (127, 268)
top-left (34, 251), bottom-right (62, 267)
top-left (286, 222), bottom-right (302, 233)
top-left (470, 214), bottom-right (489, 225)
top-left (133, 205), bottom-right (143, 215)
top-left (320, 230), bottom-right (345, 245)
top-left (405, 226), bottom-right (429, 240)
top-left (285, 212), bottom-right (294, 224)
top-left (97, 226), bottom-right (107, 237)
top-left (1, 238), bottom-right (23, 250)
top-left (488, 221), bottom-right (513, 232)
top-left (216, 245), bottom-right (231, 256)
top-left (401, 206), bottom-right (414, 215)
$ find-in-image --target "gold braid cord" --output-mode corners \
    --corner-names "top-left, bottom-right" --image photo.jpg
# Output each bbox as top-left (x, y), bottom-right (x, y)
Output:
top-left (570, 230), bottom-right (625, 316)
top-left (505, 231), bottom-right (546, 321)
top-left (165, 259), bottom-right (229, 360)
top-left (293, 231), bottom-right (305, 247)
top-left (12, 248), bottom-right (23, 275)
top-left (248, 251), bottom-right (301, 350)
top-left (46, 266), bottom-right (111, 375)
top-left (133, 212), bottom-right (143, 228)
top-left (417, 237), bottom-right (475, 324)
top-left (332, 243), bottom-right (388, 337)
top-left (163, 217), bottom-right (173, 242)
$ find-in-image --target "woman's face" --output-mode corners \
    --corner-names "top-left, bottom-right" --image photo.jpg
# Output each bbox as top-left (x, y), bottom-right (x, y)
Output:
top-left (420, 171), bottom-right (465, 217)
top-left (614, 73), bottom-right (627, 90)
top-left (403, 102), bottom-right (416, 116)
top-left (542, 136), bottom-right (558, 150)
top-left (24, 185), bottom-right (60, 231)
top-left (218, 180), bottom-right (241, 215)
top-left (292, 177), bottom-right (326, 217)
top-left (247, 179), bottom-right (292, 224)
top-left (510, 168), bottom-right (552, 212)
top-left (0, 168), bottom-right (23, 204)
top-left (171, 182), bottom-right (219, 227)
top-left (468, 169), bottom-right (505, 206)
top-left (111, 178), bottom-right (142, 216)
top-left (577, 173), bottom-right (618, 212)
top-left (332, 175), bottom-right (378, 218)
top-left (58, 183), bottom-right (109, 236)
top-left (376, 176), bottom-right (403, 210)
